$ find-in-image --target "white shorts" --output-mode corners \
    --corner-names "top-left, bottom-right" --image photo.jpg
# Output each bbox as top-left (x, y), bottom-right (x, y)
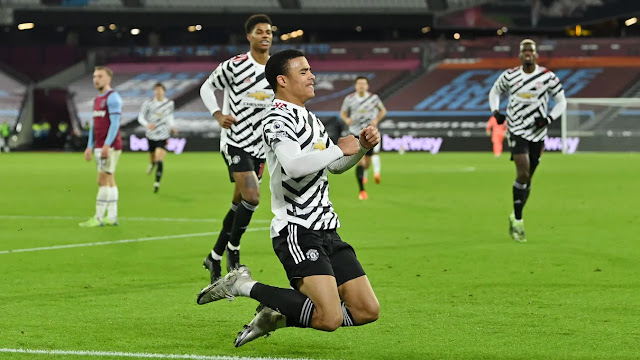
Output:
top-left (94, 148), bottom-right (122, 174)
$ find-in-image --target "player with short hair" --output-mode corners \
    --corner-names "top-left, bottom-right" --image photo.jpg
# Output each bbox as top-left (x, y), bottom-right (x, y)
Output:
top-left (79, 66), bottom-right (123, 227)
top-left (200, 14), bottom-right (274, 282)
top-left (138, 82), bottom-right (177, 193)
top-left (489, 39), bottom-right (566, 242)
top-left (340, 76), bottom-right (386, 200)
top-left (197, 49), bottom-right (380, 347)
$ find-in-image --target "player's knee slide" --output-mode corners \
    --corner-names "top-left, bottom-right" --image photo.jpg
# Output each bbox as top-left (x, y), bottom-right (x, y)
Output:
top-left (351, 302), bottom-right (380, 324)
top-left (316, 313), bottom-right (343, 332)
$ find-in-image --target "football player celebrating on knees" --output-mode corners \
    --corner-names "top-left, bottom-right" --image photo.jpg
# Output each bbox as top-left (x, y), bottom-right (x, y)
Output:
top-left (138, 82), bottom-right (177, 193)
top-left (197, 50), bottom-right (380, 347)
top-left (200, 14), bottom-right (274, 282)
top-left (340, 77), bottom-right (386, 200)
top-left (79, 66), bottom-right (123, 227)
top-left (489, 39), bottom-right (566, 242)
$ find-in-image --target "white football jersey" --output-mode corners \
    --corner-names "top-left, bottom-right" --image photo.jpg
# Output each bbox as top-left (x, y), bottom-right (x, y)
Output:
top-left (262, 99), bottom-right (340, 238)
top-left (205, 52), bottom-right (274, 158)
top-left (491, 65), bottom-right (564, 142)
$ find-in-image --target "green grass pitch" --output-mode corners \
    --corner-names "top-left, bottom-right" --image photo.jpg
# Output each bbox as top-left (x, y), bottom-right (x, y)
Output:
top-left (0, 151), bottom-right (638, 359)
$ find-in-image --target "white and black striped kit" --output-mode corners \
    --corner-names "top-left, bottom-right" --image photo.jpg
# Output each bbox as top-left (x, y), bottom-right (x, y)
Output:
top-left (262, 100), bottom-right (340, 239)
top-left (341, 92), bottom-right (383, 135)
top-left (206, 52), bottom-right (274, 159)
top-left (491, 65), bottom-right (564, 142)
top-left (139, 99), bottom-right (174, 141)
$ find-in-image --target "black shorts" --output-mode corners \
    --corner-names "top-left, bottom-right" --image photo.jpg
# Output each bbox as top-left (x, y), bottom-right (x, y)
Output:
top-left (508, 133), bottom-right (544, 162)
top-left (222, 145), bottom-right (265, 183)
top-left (354, 135), bottom-right (374, 156)
top-left (273, 224), bottom-right (366, 290)
top-left (148, 138), bottom-right (168, 153)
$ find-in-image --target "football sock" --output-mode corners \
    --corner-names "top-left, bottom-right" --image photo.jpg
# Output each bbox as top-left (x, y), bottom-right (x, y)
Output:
top-left (155, 161), bottom-right (163, 183)
top-left (228, 200), bottom-right (257, 248)
top-left (356, 165), bottom-right (365, 191)
top-left (250, 283), bottom-right (314, 328)
top-left (372, 154), bottom-right (381, 174)
top-left (95, 186), bottom-right (109, 221)
top-left (106, 186), bottom-right (118, 221)
top-left (513, 181), bottom-right (528, 220)
top-left (341, 302), bottom-right (357, 326)
top-left (212, 202), bottom-right (238, 257)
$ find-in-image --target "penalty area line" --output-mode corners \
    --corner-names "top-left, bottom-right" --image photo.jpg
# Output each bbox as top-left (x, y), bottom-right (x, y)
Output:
top-left (0, 215), bottom-right (270, 223)
top-left (0, 227), bottom-right (269, 255)
top-left (0, 348), bottom-right (317, 360)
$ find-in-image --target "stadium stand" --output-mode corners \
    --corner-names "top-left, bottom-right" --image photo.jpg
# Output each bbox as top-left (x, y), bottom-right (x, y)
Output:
top-left (299, 0), bottom-right (427, 10)
top-left (67, 62), bottom-right (214, 132)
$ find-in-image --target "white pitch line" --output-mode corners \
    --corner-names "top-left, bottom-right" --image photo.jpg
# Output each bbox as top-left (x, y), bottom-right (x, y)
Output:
top-left (0, 227), bottom-right (269, 255)
top-left (0, 348), bottom-right (315, 360)
top-left (0, 215), bottom-right (270, 223)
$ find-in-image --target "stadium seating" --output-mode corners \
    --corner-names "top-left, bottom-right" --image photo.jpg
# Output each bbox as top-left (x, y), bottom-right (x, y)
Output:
top-left (67, 62), bottom-right (214, 131)
top-left (300, 0), bottom-right (427, 9)
top-left (144, 0), bottom-right (280, 8)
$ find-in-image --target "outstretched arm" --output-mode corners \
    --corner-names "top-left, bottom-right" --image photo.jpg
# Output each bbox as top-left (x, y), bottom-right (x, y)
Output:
top-left (274, 141), bottom-right (344, 178)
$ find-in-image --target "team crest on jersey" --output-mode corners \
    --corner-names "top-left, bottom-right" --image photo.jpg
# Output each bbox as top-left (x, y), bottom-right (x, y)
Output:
top-left (232, 155), bottom-right (241, 164)
top-left (306, 249), bottom-right (319, 261)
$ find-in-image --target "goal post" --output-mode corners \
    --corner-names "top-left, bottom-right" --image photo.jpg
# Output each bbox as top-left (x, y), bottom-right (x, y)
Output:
top-left (561, 98), bottom-right (640, 154)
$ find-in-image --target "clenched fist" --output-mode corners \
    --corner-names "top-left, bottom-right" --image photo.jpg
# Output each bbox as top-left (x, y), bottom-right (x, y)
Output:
top-left (337, 135), bottom-right (360, 156)
top-left (358, 126), bottom-right (380, 149)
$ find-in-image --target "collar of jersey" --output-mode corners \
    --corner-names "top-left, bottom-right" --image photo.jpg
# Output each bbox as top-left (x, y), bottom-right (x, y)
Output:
top-left (273, 98), bottom-right (307, 112)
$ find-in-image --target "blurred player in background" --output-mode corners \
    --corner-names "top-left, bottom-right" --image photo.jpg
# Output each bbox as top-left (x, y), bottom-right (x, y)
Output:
top-left (340, 76), bottom-right (386, 200)
top-left (79, 66), bottom-right (123, 227)
top-left (197, 49), bottom-right (380, 347)
top-left (486, 115), bottom-right (506, 157)
top-left (199, 14), bottom-right (274, 282)
top-left (138, 82), bottom-right (177, 193)
top-left (489, 39), bottom-right (566, 242)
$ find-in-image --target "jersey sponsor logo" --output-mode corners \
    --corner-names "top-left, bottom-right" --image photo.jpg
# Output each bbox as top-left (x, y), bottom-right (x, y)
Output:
top-left (306, 249), bottom-right (319, 261)
top-left (516, 92), bottom-right (536, 99)
top-left (93, 110), bottom-right (107, 117)
top-left (241, 91), bottom-right (273, 108)
top-left (247, 91), bottom-right (272, 101)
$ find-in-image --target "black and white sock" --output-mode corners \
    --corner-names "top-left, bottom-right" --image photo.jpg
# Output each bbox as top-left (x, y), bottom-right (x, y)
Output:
top-left (212, 202), bottom-right (238, 259)
top-left (155, 161), bottom-right (163, 183)
top-left (341, 302), bottom-right (356, 326)
top-left (249, 283), bottom-right (314, 328)
top-left (356, 166), bottom-right (365, 191)
top-left (228, 200), bottom-right (257, 248)
top-left (513, 181), bottom-right (528, 220)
